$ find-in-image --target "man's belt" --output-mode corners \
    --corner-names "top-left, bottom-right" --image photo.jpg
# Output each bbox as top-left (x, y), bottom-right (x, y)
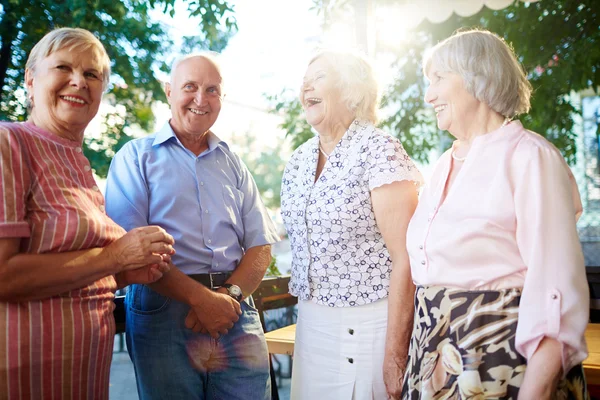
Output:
top-left (188, 272), bottom-right (231, 289)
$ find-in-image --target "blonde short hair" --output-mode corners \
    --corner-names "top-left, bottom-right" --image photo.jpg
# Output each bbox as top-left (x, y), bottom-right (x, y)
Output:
top-left (305, 49), bottom-right (380, 124)
top-left (26, 27), bottom-right (111, 91)
top-left (423, 29), bottom-right (532, 117)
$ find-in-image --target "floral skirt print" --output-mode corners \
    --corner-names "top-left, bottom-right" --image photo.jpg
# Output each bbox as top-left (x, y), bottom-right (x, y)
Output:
top-left (401, 286), bottom-right (588, 400)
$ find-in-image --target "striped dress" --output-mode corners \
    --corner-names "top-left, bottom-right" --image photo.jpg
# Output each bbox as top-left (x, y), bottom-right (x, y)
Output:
top-left (0, 122), bottom-right (126, 399)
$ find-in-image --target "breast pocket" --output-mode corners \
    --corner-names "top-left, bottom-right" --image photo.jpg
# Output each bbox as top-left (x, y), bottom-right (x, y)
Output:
top-left (222, 185), bottom-right (244, 233)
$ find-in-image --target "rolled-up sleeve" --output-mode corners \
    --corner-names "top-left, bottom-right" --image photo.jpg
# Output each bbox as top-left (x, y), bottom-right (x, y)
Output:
top-left (105, 143), bottom-right (149, 231)
top-left (514, 142), bottom-right (588, 374)
top-left (0, 127), bottom-right (31, 238)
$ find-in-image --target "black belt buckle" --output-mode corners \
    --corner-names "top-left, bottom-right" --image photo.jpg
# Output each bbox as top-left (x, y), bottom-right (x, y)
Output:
top-left (188, 272), bottom-right (230, 289)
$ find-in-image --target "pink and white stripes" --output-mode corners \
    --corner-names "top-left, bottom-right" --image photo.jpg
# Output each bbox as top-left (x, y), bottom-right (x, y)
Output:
top-left (0, 122), bottom-right (125, 399)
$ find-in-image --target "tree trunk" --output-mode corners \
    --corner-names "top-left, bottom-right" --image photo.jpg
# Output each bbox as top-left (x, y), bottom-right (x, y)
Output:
top-left (0, 12), bottom-right (18, 105)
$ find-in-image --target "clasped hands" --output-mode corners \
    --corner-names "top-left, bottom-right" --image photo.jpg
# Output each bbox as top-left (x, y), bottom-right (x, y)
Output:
top-left (108, 225), bottom-right (176, 285)
top-left (184, 287), bottom-right (242, 339)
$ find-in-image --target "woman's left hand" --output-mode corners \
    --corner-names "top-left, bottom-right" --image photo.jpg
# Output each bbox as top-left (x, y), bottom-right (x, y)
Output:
top-left (383, 353), bottom-right (406, 399)
top-left (517, 337), bottom-right (562, 400)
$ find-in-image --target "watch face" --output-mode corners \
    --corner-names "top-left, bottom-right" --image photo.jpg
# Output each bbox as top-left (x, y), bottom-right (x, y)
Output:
top-left (225, 284), bottom-right (242, 300)
top-left (229, 285), bottom-right (242, 296)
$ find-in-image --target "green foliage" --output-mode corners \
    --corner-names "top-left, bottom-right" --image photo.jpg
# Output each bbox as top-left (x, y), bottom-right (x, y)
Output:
top-left (272, 0), bottom-right (600, 164)
top-left (232, 130), bottom-right (286, 209)
top-left (266, 89), bottom-right (313, 150)
top-left (266, 255), bottom-right (281, 277)
top-left (0, 0), bottom-right (237, 176)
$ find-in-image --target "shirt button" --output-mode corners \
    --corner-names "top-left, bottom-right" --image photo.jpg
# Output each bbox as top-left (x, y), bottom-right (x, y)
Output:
top-left (84, 165), bottom-right (91, 172)
top-left (347, 358), bottom-right (354, 364)
top-left (348, 328), bottom-right (354, 335)
top-left (551, 294), bottom-right (558, 299)
top-left (427, 217), bottom-right (432, 222)
top-left (92, 186), bottom-right (99, 192)
top-left (208, 239), bottom-right (212, 244)
top-left (200, 182), bottom-right (204, 186)
top-left (205, 209), bottom-right (209, 214)
top-left (216, 263), bottom-right (219, 267)
top-left (419, 245), bottom-right (423, 250)
top-left (76, 148), bottom-right (82, 153)
top-left (421, 260), bottom-right (426, 265)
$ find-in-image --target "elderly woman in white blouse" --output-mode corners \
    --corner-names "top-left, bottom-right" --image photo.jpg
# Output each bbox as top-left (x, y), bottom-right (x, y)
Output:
top-left (402, 29), bottom-right (588, 400)
top-left (280, 49), bottom-right (423, 399)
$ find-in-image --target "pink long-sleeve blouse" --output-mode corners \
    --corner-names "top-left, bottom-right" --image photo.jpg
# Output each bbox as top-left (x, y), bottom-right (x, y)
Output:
top-left (406, 120), bottom-right (588, 373)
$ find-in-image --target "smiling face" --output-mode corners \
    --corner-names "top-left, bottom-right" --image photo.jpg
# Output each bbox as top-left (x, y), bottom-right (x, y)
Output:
top-left (26, 47), bottom-right (104, 139)
top-left (424, 59), bottom-right (481, 136)
top-left (166, 56), bottom-right (223, 137)
top-left (300, 57), bottom-right (354, 132)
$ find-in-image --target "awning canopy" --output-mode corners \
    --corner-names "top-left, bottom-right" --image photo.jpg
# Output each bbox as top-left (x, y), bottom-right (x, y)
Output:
top-left (401, 0), bottom-right (541, 24)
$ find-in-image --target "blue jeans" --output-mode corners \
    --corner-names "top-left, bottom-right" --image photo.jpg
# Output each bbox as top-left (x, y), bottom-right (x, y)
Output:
top-left (125, 284), bottom-right (271, 400)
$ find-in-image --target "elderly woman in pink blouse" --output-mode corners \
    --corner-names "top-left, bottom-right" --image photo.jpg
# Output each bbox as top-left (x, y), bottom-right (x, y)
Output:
top-left (0, 28), bottom-right (174, 399)
top-left (281, 49), bottom-right (423, 399)
top-left (402, 29), bottom-right (588, 399)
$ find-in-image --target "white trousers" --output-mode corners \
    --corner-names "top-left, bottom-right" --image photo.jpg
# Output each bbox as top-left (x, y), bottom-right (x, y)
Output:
top-left (290, 298), bottom-right (388, 400)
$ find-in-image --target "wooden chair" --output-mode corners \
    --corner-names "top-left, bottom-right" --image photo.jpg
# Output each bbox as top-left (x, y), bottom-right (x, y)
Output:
top-left (253, 276), bottom-right (298, 400)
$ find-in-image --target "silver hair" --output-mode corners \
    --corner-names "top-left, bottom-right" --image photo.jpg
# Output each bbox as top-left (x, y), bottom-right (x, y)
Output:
top-left (423, 29), bottom-right (532, 117)
top-left (302, 48), bottom-right (380, 124)
top-left (169, 52), bottom-right (225, 94)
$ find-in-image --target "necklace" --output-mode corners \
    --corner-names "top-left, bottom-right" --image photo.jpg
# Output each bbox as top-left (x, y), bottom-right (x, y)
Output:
top-left (319, 144), bottom-right (330, 158)
top-left (451, 118), bottom-right (511, 162)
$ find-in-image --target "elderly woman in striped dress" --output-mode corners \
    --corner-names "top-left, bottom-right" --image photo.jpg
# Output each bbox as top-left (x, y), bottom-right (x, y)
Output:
top-left (0, 28), bottom-right (174, 399)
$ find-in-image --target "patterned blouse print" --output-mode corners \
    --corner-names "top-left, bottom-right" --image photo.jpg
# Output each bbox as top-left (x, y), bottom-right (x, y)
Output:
top-left (281, 120), bottom-right (423, 307)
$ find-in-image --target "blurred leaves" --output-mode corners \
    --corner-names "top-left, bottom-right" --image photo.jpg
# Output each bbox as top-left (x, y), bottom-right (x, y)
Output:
top-left (266, 89), bottom-right (314, 150)
top-left (271, 0), bottom-right (600, 165)
top-left (0, 0), bottom-right (237, 176)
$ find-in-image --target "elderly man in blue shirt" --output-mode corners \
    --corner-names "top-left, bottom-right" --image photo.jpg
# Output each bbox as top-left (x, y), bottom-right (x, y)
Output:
top-left (105, 53), bottom-right (279, 400)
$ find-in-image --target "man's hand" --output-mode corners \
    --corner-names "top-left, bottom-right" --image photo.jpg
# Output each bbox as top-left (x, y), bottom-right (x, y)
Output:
top-left (383, 353), bottom-right (407, 399)
top-left (184, 290), bottom-right (242, 338)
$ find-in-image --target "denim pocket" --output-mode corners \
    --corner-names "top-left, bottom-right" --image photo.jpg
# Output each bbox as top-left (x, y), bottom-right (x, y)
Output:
top-left (242, 296), bottom-right (259, 313)
top-left (127, 284), bottom-right (171, 315)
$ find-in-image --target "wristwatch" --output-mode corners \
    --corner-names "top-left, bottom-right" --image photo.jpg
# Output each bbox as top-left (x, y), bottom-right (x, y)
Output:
top-left (222, 283), bottom-right (243, 302)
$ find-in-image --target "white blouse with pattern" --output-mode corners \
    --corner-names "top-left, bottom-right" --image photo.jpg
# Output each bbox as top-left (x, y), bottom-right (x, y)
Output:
top-left (281, 120), bottom-right (423, 307)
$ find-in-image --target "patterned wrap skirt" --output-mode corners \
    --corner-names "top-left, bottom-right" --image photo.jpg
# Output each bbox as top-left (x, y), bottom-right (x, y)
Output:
top-left (401, 286), bottom-right (588, 400)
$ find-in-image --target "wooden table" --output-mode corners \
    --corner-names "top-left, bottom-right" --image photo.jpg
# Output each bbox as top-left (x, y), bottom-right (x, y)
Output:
top-left (265, 324), bottom-right (296, 356)
top-left (266, 323), bottom-right (600, 386)
top-left (585, 323), bottom-right (600, 385)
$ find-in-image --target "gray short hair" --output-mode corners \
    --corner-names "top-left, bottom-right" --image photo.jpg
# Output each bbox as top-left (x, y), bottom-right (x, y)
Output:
top-left (169, 52), bottom-right (225, 94)
top-left (304, 49), bottom-right (380, 124)
top-left (423, 29), bottom-right (532, 117)
top-left (26, 27), bottom-right (111, 91)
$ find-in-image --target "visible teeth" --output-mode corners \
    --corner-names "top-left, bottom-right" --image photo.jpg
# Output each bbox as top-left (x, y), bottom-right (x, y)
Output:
top-left (306, 98), bottom-right (322, 105)
top-left (61, 96), bottom-right (85, 104)
top-left (189, 108), bottom-right (207, 115)
top-left (434, 105), bottom-right (447, 113)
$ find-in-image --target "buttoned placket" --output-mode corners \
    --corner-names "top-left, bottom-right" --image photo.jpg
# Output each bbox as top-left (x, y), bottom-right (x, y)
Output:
top-left (302, 149), bottom-right (319, 298)
top-left (193, 150), bottom-right (219, 269)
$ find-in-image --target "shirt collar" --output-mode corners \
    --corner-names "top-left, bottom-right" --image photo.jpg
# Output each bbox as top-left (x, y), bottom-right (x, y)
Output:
top-left (152, 120), bottom-right (227, 152)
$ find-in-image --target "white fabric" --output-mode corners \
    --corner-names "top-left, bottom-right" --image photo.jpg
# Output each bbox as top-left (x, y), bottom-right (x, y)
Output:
top-left (386, 0), bottom-right (541, 25)
top-left (290, 298), bottom-right (388, 400)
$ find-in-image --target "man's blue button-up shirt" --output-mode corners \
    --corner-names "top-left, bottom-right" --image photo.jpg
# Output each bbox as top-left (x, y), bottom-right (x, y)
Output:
top-left (105, 121), bottom-right (279, 275)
